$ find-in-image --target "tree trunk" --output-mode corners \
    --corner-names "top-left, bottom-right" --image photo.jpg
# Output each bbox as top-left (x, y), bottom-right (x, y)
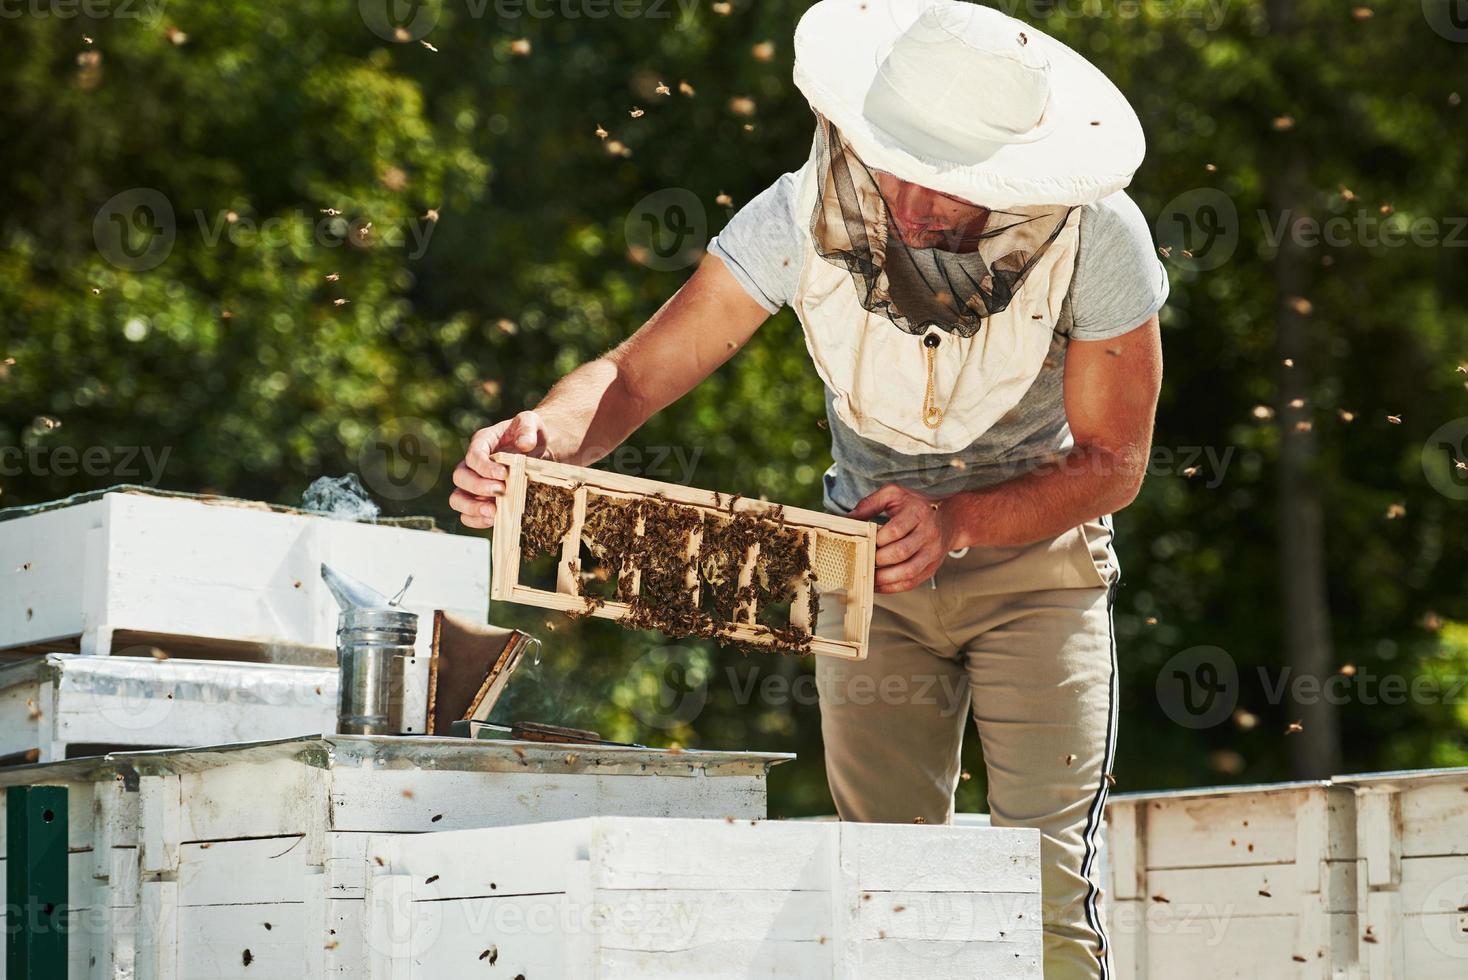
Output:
top-left (1268, 0), bottom-right (1341, 779)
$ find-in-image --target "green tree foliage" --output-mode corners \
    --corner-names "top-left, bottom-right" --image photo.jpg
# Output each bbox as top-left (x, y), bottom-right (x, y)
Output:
top-left (1, 0), bottom-right (1466, 815)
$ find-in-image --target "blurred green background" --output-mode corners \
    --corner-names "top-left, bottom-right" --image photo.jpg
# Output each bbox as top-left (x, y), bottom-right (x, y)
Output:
top-left (2, 0), bottom-right (1467, 816)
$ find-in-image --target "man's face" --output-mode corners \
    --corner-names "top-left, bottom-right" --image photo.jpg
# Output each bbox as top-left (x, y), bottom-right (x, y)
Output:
top-left (875, 171), bottom-right (991, 252)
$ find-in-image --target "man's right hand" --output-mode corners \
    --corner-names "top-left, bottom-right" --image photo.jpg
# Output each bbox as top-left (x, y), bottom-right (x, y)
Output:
top-left (449, 410), bottom-right (548, 529)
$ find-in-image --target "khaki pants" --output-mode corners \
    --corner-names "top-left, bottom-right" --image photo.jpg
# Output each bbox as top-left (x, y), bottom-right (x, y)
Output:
top-left (816, 518), bottom-right (1120, 980)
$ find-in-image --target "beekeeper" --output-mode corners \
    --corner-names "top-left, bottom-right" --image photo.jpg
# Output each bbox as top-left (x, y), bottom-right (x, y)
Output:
top-left (452, 1), bottom-right (1165, 976)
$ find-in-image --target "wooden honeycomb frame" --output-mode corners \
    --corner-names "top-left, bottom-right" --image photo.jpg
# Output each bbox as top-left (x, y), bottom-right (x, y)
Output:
top-left (489, 453), bottom-right (876, 660)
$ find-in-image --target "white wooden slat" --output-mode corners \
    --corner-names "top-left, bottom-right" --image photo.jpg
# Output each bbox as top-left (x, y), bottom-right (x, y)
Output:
top-left (0, 498), bottom-right (102, 648)
top-left (175, 757), bottom-right (323, 844)
top-left (176, 837), bottom-right (310, 907)
top-left (1399, 853), bottom-right (1468, 915)
top-left (1143, 863), bottom-right (1305, 918)
top-left (505, 818), bottom-right (1042, 896)
top-left (139, 775), bottom-right (181, 875)
top-left (853, 889), bottom-right (1040, 943)
top-left (1106, 900), bottom-right (1146, 978)
top-left (849, 940), bottom-right (1044, 980)
top-left (325, 833), bottom-right (372, 899)
top-left (1141, 789), bottom-right (1318, 870)
top-left (1141, 912), bottom-right (1350, 980)
top-left (367, 819), bottom-right (607, 898)
top-left (366, 875), bottom-right (415, 980)
top-left (592, 818), bottom-right (833, 891)
top-left (91, 904), bottom-right (138, 980)
top-left (323, 898), bottom-right (369, 980)
top-left (597, 942), bottom-right (833, 979)
top-left (328, 768), bottom-right (767, 833)
top-left (840, 822), bottom-right (1040, 893)
top-left (137, 878), bottom-right (179, 980)
top-left (176, 901), bottom-right (305, 980)
top-left (1357, 790), bottom-right (1403, 889)
top-left (1361, 888), bottom-right (1404, 979)
top-left (49, 657), bottom-right (337, 753)
top-left (401, 893), bottom-right (579, 979)
top-left (591, 889), bottom-right (837, 950)
top-left (1398, 781), bottom-right (1468, 858)
top-left (1401, 907), bottom-right (1468, 979)
top-left (1108, 800), bottom-right (1142, 902)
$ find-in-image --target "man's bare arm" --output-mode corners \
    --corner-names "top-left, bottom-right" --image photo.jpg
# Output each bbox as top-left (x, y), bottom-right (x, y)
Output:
top-left (450, 255), bottom-right (770, 528)
top-left (944, 315), bottom-right (1163, 549)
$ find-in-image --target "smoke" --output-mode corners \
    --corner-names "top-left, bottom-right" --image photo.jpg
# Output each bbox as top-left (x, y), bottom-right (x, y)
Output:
top-left (302, 474), bottom-right (380, 523)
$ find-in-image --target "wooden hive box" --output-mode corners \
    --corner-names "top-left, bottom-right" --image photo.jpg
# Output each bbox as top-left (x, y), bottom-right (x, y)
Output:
top-left (0, 653), bottom-right (340, 764)
top-left (365, 816), bottom-right (1042, 978)
top-left (489, 453), bottom-right (877, 660)
top-left (0, 489), bottom-right (488, 665)
top-left (0, 735), bottom-right (790, 980)
top-left (1104, 781), bottom-right (1359, 979)
top-left (1333, 767), bottom-right (1468, 979)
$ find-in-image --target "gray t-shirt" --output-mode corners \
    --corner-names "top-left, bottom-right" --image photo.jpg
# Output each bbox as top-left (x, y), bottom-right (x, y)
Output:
top-left (708, 170), bottom-right (1169, 513)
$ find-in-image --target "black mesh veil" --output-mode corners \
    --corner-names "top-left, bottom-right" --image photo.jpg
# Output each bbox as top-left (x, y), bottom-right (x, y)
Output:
top-left (809, 116), bottom-right (1075, 338)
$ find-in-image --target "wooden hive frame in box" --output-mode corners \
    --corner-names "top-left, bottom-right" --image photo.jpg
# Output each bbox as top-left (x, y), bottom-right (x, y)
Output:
top-left (489, 453), bottom-right (876, 660)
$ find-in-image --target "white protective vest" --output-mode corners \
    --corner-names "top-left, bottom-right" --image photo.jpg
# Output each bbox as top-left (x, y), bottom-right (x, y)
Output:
top-left (790, 162), bottom-right (1082, 456)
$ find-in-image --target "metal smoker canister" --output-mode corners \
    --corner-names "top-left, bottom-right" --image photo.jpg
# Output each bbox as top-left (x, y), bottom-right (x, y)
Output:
top-left (336, 605), bottom-right (417, 736)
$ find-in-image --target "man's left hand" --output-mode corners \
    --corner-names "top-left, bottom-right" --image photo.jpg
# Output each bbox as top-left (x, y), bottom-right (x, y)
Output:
top-left (848, 484), bottom-right (957, 594)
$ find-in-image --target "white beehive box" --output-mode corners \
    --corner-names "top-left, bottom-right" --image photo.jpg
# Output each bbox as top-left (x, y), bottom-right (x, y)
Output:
top-left (366, 817), bottom-right (1042, 979)
top-left (0, 735), bottom-right (792, 980)
top-left (0, 489), bottom-right (488, 663)
top-left (0, 653), bottom-right (339, 763)
top-left (1104, 781), bottom-right (1359, 978)
top-left (1334, 767), bottom-right (1468, 979)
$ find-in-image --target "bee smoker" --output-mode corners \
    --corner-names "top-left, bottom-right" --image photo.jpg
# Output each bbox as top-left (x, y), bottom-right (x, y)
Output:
top-left (320, 563), bottom-right (417, 736)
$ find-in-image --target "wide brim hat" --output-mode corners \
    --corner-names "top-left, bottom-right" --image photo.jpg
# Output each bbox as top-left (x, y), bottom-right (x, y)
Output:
top-left (793, 0), bottom-right (1146, 208)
